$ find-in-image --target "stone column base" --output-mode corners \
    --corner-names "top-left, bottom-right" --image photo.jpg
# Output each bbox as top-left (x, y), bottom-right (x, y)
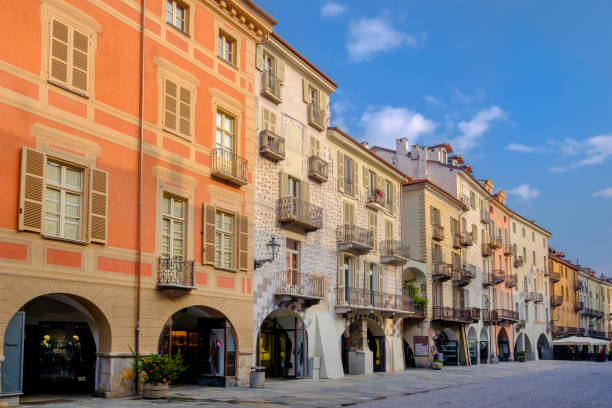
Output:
top-left (237, 352), bottom-right (254, 386)
top-left (95, 353), bottom-right (136, 398)
top-left (348, 350), bottom-right (373, 375)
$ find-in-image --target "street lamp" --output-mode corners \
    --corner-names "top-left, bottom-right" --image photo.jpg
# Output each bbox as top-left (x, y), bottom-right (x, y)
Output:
top-left (254, 236), bottom-right (280, 269)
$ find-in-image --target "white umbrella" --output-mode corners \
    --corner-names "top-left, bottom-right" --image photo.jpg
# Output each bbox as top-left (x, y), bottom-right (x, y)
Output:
top-left (552, 336), bottom-right (604, 346)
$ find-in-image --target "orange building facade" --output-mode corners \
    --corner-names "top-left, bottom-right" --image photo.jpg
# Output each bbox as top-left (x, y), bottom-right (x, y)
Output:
top-left (0, 0), bottom-right (274, 402)
top-left (548, 250), bottom-right (581, 339)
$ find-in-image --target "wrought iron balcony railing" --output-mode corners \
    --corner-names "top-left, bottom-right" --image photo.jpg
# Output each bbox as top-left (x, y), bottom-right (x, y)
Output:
top-left (551, 295), bottom-right (563, 307)
top-left (211, 148), bottom-right (248, 185)
top-left (157, 257), bottom-right (195, 290)
top-left (432, 224), bottom-right (445, 241)
top-left (275, 270), bottom-right (325, 303)
top-left (482, 243), bottom-right (493, 257)
top-left (524, 291), bottom-right (535, 302)
top-left (535, 292), bottom-right (543, 303)
top-left (505, 274), bottom-right (518, 288)
top-left (550, 272), bottom-right (561, 283)
top-left (480, 209), bottom-right (490, 224)
top-left (336, 224), bottom-right (373, 254)
top-left (513, 256), bottom-right (524, 267)
top-left (432, 306), bottom-right (471, 322)
top-left (308, 102), bottom-right (325, 131)
top-left (259, 129), bottom-right (285, 161)
top-left (432, 262), bottom-right (453, 281)
top-left (336, 286), bottom-right (418, 313)
top-left (503, 242), bottom-right (512, 255)
top-left (453, 264), bottom-right (476, 287)
top-left (277, 197), bottom-right (323, 231)
top-left (467, 307), bottom-right (481, 322)
top-left (460, 231), bottom-right (474, 246)
top-left (308, 155), bottom-right (328, 182)
top-left (261, 70), bottom-right (282, 103)
top-left (482, 309), bottom-right (499, 324)
top-left (452, 233), bottom-right (462, 249)
top-left (573, 280), bottom-right (584, 291)
top-left (482, 272), bottom-right (493, 288)
top-left (574, 301), bottom-right (584, 312)
top-left (380, 240), bottom-right (410, 265)
top-left (366, 190), bottom-right (386, 211)
top-left (493, 269), bottom-right (506, 284)
top-left (491, 237), bottom-right (502, 249)
top-left (496, 309), bottom-right (519, 323)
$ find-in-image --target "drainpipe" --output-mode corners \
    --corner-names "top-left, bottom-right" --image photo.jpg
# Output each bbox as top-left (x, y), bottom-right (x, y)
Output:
top-left (135, 0), bottom-right (146, 394)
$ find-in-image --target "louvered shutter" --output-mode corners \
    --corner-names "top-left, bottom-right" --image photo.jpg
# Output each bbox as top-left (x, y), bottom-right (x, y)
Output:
top-left (89, 168), bottom-right (108, 243)
top-left (277, 59), bottom-right (285, 83)
top-left (301, 180), bottom-right (309, 203)
top-left (369, 211), bottom-right (377, 252)
top-left (337, 253), bottom-right (344, 288)
top-left (378, 264), bottom-right (384, 293)
top-left (302, 78), bottom-right (309, 103)
top-left (278, 171), bottom-right (287, 198)
top-left (164, 79), bottom-right (178, 133)
top-left (71, 30), bottom-right (89, 93)
top-left (178, 86), bottom-right (191, 138)
top-left (50, 19), bottom-right (69, 86)
top-left (203, 204), bottom-right (216, 265)
top-left (362, 167), bottom-right (368, 188)
top-left (255, 45), bottom-right (263, 71)
top-left (337, 151), bottom-right (344, 193)
top-left (269, 111), bottom-right (277, 133)
top-left (391, 184), bottom-right (397, 215)
top-left (19, 147), bottom-right (45, 232)
top-left (262, 108), bottom-right (270, 131)
top-left (353, 162), bottom-right (358, 198)
top-left (238, 215), bottom-right (248, 271)
top-left (364, 261), bottom-right (370, 290)
top-left (310, 136), bottom-right (316, 157)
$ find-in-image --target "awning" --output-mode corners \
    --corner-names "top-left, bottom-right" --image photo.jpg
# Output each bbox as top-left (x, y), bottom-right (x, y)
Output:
top-left (552, 336), bottom-right (610, 346)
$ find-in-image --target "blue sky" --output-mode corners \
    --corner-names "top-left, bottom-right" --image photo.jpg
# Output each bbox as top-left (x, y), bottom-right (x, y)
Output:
top-left (257, 0), bottom-right (612, 275)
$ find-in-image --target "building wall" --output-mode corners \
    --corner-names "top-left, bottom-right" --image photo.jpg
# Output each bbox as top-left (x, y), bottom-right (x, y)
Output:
top-left (0, 0), bottom-right (273, 396)
top-left (548, 257), bottom-right (579, 331)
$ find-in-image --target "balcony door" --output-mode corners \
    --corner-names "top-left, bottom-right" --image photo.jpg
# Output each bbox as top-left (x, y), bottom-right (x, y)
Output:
top-left (262, 52), bottom-right (275, 90)
top-left (344, 255), bottom-right (353, 303)
top-left (285, 239), bottom-right (300, 290)
top-left (215, 111), bottom-right (235, 174)
top-left (286, 176), bottom-right (301, 218)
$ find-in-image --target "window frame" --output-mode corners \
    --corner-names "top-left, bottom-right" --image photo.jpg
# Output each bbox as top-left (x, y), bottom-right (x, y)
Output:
top-left (161, 194), bottom-right (187, 259)
top-left (218, 30), bottom-right (237, 66)
top-left (166, 0), bottom-right (190, 34)
top-left (44, 159), bottom-right (85, 241)
top-left (215, 210), bottom-right (235, 270)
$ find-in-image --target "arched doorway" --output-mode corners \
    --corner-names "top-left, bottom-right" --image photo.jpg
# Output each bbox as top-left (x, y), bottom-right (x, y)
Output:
top-left (439, 328), bottom-right (459, 366)
top-left (157, 306), bottom-right (237, 386)
top-left (1, 294), bottom-right (111, 397)
top-left (497, 328), bottom-right (510, 361)
top-left (537, 333), bottom-right (552, 360)
top-left (341, 317), bottom-right (385, 374)
top-left (523, 333), bottom-right (534, 361)
top-left (467, 327), bottom-right (478, 365)
top-left (257, 309), bottom-right (308, 379)
top-left (479, 328), bottom-right (489, 364)
top-left (402, 267), bottom-right (427, 314)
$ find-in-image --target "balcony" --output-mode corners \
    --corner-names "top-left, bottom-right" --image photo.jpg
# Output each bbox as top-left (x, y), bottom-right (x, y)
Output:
top-left (307, 102), bottom-right (325, 131)
top-left (496, 309), bottom-right (519, 325)
top-left (574, 280), bottom-right (584, 291)
top-left (482, 243), bottom-right (493, 257)
top-left (581, 308), bottom-right (595, 317)
top-left (259, 130), bottom-right (285, 161)
top-left (524, 292), bottom-right (535, 302)
top-left (505, 274), bottom-right (518, 288)
top-left (336, 224), bottom-right (373, 255)
top-left (550, 323), bottom-right (565, 337)
top-left (211, 148), bottom-right (248, 186)
top-left (566, 327), bottom-right (581, 336)
top-left (307, 155), bottom-right (328, 183)
top-left (550, 272), bottom-right (561, 283)
top-left (491, 237), bottom-right (502, 249)
top-left (534, 292), bottom-right (543, 303)
top-left (336, 287), bottom-right (419, 314)
top-left (513, 256), bottom-right (524, 268)
top-left (574, 301), bottom-right (584, 312)
top-left (460, 231), bottom-right (474, 247)
top-left (516, 320), bottom-right (526, 329)
top-left (459, 195), bottom-right (470, 208)
top-left (482, 310), bottom-right (499, 324)
top-left (432, 306), bottom-right (470, 323)
top-left (595, 310), bottom-right (604, 319)
top-left (551, 295), bottom-right (563, 307)
top-left (493, 269), bottom-right (506, 284)
top-left (480, 209), bottom-right (491, 224)
top-left (365, 189), bottom-right (386, 211)
top-left (452, 234), bottom-right (462, 249)
top-left (157, 257), bottom-right (196, 290)
top-left (467, 307), bottom-right (481, 322)
top-left (277, 197), bottom-right (322, 231)
top-left (503, 243), bottom-right (512, 256)
top-left (432, 224), bottom-right (445, 241)
top-left (380, 240), bottom-right (410, 266)
top-left (482, 273), bottom-right (493, 288)
top-left (589, 330), bottom-right (605, 339)
top-left (452, 264), bottom-right (476, 287)
top-left (432, 262), bottom-right (453, 281)
top-left (275, 271), bottom-right (325, 306)
top-left (261, 71), bottom-right (282, 103)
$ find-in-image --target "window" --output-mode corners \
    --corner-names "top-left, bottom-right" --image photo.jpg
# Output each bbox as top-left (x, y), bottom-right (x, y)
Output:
top-left (368, 210), bottom-right (377, 252)
top-left (343, 156), bottom-right (353, 195)
top-left (166, 0), bottom-right (188, 32)
top-left (48, 19), bottom-right (91, 95)
top-left (368, 171), bottom-right (376, 197)
top-left (470, 192), bottom-right (476, 209)
top-left (215, 211), bottom-right (234, 269)
top-left (543, 237), bottom-right (546, 247)
top-left (532, 231), bottom-right (535, 242)
top-left (523, 247), bottom-right (527, 261)
top-left (161, 195), bottom-right (185, 258)
top-left (263, 52), bottom-right (275, 75)
top-left (218, 31), bottom-right (236, 65)
top-left (432, 244), bottom-right (442, 263)
top-left (343, 201), bottom-right (355, 224)
top-left (512, 222), bottom-right (516, 233)
top-left (522, 227), bottom-right (525, 237)
top-left (310, 136), bottom-right (320, 157)
top-left (430, 206), bottom-right (441, 225)
top-left (309, 86), bottom-right (320, 109)
top-left (532, 250), bottom-right (536, 265)
top-left (44, 161), bottom-right (83, 240)
top-left (215, 110), bottom-right (235, 158)
top-left (472, 224), bottom-right (478, 243)
top-left (384, 219), bottom-right (393, 241)
top-left (286, 239), bottom-right (300, 287)
top-left (512, 243), bottom-right (517, 257)
top-left (163, 78), bottom-right (193, 139)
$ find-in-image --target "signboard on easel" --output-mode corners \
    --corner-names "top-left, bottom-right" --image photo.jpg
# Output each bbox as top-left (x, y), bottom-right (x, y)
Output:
top-left (414, 335), bottom-right (429, 357)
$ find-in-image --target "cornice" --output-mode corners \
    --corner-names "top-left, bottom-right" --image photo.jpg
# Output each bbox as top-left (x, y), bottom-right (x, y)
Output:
top-left (203, 0), bottom-right (274, 41)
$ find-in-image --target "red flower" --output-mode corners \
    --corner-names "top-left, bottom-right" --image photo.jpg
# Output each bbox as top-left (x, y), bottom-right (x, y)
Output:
top-left (162, 378), bottom-right (167, 383)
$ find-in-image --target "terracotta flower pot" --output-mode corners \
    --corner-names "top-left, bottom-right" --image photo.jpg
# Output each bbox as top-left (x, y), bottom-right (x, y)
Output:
top-left (143, 382), bottom-right (169, 399)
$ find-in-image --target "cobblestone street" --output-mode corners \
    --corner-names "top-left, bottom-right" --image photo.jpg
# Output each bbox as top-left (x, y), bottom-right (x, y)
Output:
top-left (18, 361), bottom-right (612, 408)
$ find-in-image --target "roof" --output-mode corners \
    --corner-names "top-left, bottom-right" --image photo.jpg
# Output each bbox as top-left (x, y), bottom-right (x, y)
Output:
top-left (242, 0), bottom-right (277, 25)
top-left (270, 32), bottom-right (337, 88)
top-left (402, 179), bottom-right (467, 210)
top-left (371, 145), bottom-right (396, 154)
top-left (549, 253), bottom-right (581, 271)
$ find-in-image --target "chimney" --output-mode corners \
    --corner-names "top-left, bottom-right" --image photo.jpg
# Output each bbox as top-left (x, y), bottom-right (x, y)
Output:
top-left (396, 138), bottom-right (409, 155)
top-left (483, 178), bottom-right (494, 194)
top-left (361, 141), bottom-right (369, 149)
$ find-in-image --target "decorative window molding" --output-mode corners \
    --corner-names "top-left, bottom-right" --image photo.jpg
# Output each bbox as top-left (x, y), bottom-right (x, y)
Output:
top-left (32, 123), bottom-right (101, 167)
top-left (165, 0), bottom-right (195, 36)
top-left (215, 22), bottom-right (241, 68)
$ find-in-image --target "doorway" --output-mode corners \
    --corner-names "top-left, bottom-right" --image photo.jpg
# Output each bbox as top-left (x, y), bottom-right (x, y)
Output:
top-left (479, 328), bottom-right (489, 364)
top-left (257, 310), bottom-right (307, 378)
top-left (497, 328), bottom-right (510, 362)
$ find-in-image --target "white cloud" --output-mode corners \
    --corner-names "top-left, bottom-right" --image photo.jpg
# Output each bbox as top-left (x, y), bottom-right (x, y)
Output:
top-left (508, 184), bottom-right (540, 201)
top-left (452, 89), bottom-right (485, 105)
top-left (321, 2), bottom-right (346, 18)
top-left (347, 17), bottom-right (420, 62)
top-left (506, 143), bottom-right (536, 153)
top-left (548, 134), bottom-right (612, 172)
top-left (360, 106), bottom-right (436, 147)
top-left (593, 187), bottom-right (612, 198)
top-left (424, 95), bottom-right (441, 107)
top-left (452, 106), bottom-right (506, 151)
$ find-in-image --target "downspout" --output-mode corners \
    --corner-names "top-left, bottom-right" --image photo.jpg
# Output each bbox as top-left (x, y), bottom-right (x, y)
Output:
top-left (135, 0), bottom-right (146, 394)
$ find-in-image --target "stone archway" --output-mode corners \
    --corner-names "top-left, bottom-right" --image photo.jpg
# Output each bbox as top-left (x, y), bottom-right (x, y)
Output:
top-left (537, 333), bottom-right (552, 360)
top-left (479, 328), bottom-right (489, 364)
top-left (402, 266), bottom-right (427, 313)
top-left (467, 326), bottom-right (478, 365)
top-left (497, 327), bottom-right (510, 361)
top-left (524, 333), bottom-right (535, 361)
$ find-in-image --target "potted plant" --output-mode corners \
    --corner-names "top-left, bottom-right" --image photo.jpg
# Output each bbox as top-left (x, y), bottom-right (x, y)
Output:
top-left (516, 350), bottom-right (528, 362)
top-left (133, 350), bottom-right (187, 399)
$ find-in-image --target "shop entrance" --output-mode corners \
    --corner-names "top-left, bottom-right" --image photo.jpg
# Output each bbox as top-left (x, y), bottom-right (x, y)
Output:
top-left (440, 328), bottom-right (459, 366)
top-left (497, 328), bottom-right (510, 362)
top-left (467, 327), bottom-right (477, 365)
top-left (257, 310), bottom-right (307, 378)
top-left (479, 328), bottom-right (489, 364)
top-left (367, 330), bottom-right (385, 372)
top-left (158, 307), bottom-right (237, 386)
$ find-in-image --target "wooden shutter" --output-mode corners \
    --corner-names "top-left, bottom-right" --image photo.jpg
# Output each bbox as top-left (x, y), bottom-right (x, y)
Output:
top-left (262, 108), bottom-right (270, 131)
top-left (71, 30), bottom-right (89, 93)
top-left (89, 168), bottom-right (108, 243)
top-left (362, 167), bottom-right (369, 188)
top-left (378, 264), bottom-right (384, 293)
top-left (391, 183), bottom-right (397, 215)
top-left (269, 111), bottom-right (277, 133)
top-left (278, 171), bottom-right (287, 198)
top-left (178, 86), bottom-right (191, 138)
top-left (277, 59), bottom-right (285, 82)
top-left (385, 219), bottom-right (393, 240)
top-left (302, 78), bottom-right (309, 103)
top-left (337, 151), bottom-right (344, 193)
top-left (203, 204), bottom-right (216, 265)
top-left (50, 19), bottom-right (69, 86)
top-left (301, 180), bottom-right (309, 203)
top-left (364, 261), bottom-right (370, 290)
top-left (369, 211), bottom-right (377, 252)
top-left (164, 79), bottom-right (178, 133)
top-left (238, 215), bottom-right (248, 271)
top-left (255, 45), bottom-right (263, 71)
top-left (18, 147), bottom-right (45, 232)
top-left (337, 253), bottom-right (344, 287)
top-left (353, 162), bottom-right (358, 198)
